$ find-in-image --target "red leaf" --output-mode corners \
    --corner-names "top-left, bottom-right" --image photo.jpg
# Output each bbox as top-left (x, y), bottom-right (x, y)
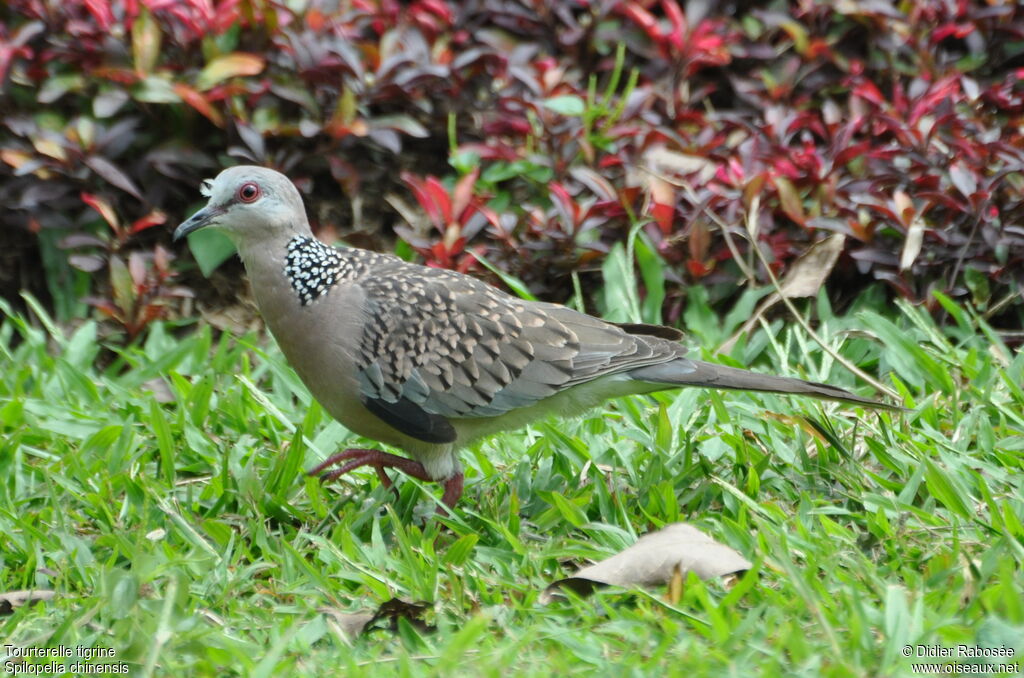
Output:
top-left (81, 192), bottom-right (120, 232)
top-left (833, 141), bottom-right (872, 168)
top-left (618, 3), bottom-right (664, 47)
top-left (417, 0), bottom-right (454, 22)
top-left (932, 22), bottom-right (974, 42)
top-left (651, 202), bottom-right (674, 235)
top-left (852, 80), bottom-right (885, 106)
top-left (686, 259), bottom-right (710, 277)
top-left (130, 209), bottom-right (168, 234)
top-left (470, 204), bottom-right (507, 238)
top-left (451, 168), bottom-right (479, 220)
top-left (457, 143), bottom-right (518, 161)
top-left (172, 83), bottom-right (224, 127)
top-left (84, 297), bottom-right (120, 317)
top-left (402, 172), bottom-right (445, 229)
top-left (660, 0), bottom-right (687, 52)
top-left (430, 242), bottom-right (450, 267)
top-left (548, 181), bottom-right (578, 231)
top-left (425, 176), bottom-right (452, 228)
top-left (93, 67), bottom-right (140, 85)
top-left (647, 175), bottom-right (675, 235)
top-left (83, 0), bottom-right (114, 30)
top-left (306, 8), bottom-right (326, 31)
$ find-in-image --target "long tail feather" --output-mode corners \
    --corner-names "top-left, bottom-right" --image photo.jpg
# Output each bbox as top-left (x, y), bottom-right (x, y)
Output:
top-left (630, 359), bottom-right (903, 410)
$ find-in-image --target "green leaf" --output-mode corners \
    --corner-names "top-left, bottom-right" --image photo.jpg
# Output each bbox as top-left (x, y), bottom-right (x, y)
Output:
top-left (450, 149), bottom-right (481, 175)
top-left (634, 235), bottom-right (666, 325)
top-left (131, 7), bottom-right (161, 76)
top-left (132, 75), bottom-right (181, 104)
top-left (109, 255), bottom-right (135, 316)
top-left (682, 285), bottom-right (718, 346)
top-left (774, 176), bottom-right (806, 226)
top-left (470, 252), bottom-right (538, 301)
top-left (187, 228), bottom-right (237, 277)
top-left (150, 399), bottom-right (175, 485)
top-left (441, 533), bottom-right (479, 567)
top-left (37, 74), bottom-right (84, 104)
top-left (372, 114), bottom-right (429, 137)
top-left (549, 491), bottom-right (588, 528)
top-left (542, 95), bottom-right (586, 116)
top-left (923, 459), bottom-right (972, 519)
top-left (196, 53), bottom-right (265, 91)
top-left (599, 241), bottom-right (640, 322)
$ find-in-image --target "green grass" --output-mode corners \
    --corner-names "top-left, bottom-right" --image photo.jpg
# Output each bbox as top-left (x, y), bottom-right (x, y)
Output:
top-left (1, 289), bottom-right (1022, 677)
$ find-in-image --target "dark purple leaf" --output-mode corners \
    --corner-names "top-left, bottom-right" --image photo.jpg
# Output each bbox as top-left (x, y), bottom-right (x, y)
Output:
top-left (85, 156), bottom-right (143, 200)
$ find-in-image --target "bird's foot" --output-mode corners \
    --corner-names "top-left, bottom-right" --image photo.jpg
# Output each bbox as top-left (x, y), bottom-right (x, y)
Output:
top-left (307, 448), bottom-right (463, 513)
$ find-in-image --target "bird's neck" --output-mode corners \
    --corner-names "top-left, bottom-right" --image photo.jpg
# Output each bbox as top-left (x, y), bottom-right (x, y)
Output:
top-left (238, 233), bottom-right (368, 310)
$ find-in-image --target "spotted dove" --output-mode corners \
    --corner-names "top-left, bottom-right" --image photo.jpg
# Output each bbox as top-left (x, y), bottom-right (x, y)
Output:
top-left (174, 166), bottom-right (898, 510)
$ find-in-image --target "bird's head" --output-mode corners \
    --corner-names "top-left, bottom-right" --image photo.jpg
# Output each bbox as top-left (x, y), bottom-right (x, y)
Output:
top-left (173, 166), bottom-right (310, 245)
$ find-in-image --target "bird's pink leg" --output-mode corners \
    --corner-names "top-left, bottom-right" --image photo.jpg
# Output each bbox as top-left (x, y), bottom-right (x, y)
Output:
top-left (440, 473), bottom-right (464, 509)
top-left (308, 448), bottom-right (463, 512)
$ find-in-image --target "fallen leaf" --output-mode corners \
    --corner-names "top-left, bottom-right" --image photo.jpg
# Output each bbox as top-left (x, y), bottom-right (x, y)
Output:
top-left (719, 234), bottom-right (845, 353)
top-left (0, 590), bottom-right (56, 615)
top-left (142, 377), bottom-right (175, 403)
top-left (320, 608), bottom-right (376, 640)
top-left (319, 598), bottom-right (433, 640)
top-left (198, 301), bottom-right (262, 335)
top-left (644, 146), bottom-right (716, 181)
top-left (542, 523), bottom-right (751, 601)
top-left (779, 233), bottom-right (846, 298)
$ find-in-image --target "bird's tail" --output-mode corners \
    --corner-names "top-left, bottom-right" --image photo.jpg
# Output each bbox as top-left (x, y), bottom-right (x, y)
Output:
top-left (629, 359), bottom-right (902, 410)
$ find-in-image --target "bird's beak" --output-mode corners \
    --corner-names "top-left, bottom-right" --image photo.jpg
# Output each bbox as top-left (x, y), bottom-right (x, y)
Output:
top-left (173, 206), bottom-right (224, 241)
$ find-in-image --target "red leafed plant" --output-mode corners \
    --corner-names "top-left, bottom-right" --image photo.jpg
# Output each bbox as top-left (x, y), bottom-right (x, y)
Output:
top-left (1, 0), bottom-right (1022, 335)
top-left (398, 169), bottom-right (510, 273)
top-left (72, 192), bottom-right (192, 340)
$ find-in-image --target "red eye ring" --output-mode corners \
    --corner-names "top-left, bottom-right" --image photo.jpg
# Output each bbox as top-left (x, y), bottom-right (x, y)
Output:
top-left (237, 182), bottom-right (261, 203)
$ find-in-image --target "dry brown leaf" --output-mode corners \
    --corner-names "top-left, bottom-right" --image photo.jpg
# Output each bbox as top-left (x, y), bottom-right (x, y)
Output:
top-left (319, 598), bottom-right (432, 640)
top-left (718, 234), bottom-right (845, 354)
top-left (643, 146), bottom-right (717, 184)
top-left (320, 607), bottom-right (377, 640)
top-left (198, 300), bottom-right (262, 334)
top-left (0, 589), bottom-right (56, 615)
top-left (899, 216), bottom-right (926, 271)
top-left (542, 523), bottom-right (752, 602)
top-left (142, 377), bottom-right (175, 403)
top-left (666, 563), bottom-right (684, 605)
top-left (778, 233), bottom-right (846, 298)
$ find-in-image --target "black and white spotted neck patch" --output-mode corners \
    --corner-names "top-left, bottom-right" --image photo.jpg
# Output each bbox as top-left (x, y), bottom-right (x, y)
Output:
top-left (284, 236), bottom-right (344, 306)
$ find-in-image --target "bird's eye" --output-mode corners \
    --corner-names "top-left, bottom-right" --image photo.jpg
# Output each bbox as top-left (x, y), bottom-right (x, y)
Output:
top-left (237, 182), bottom-right (261, 203)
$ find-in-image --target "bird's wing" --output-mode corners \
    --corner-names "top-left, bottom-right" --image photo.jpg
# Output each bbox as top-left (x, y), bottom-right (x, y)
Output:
top-left (352, 262), bottom-right (682, 442)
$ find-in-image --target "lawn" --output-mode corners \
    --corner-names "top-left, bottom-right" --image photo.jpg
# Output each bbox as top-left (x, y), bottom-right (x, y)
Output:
top-left (1, 287), bottom-right (1022, 677)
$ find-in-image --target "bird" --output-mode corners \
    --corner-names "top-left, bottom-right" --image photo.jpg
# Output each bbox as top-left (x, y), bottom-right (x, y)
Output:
top-left (174, 166), bottom-right (899, 511)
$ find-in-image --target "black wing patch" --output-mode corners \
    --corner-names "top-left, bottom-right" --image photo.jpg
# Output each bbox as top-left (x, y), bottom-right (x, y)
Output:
top-left (362, 395), bottom-right (458, 444)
